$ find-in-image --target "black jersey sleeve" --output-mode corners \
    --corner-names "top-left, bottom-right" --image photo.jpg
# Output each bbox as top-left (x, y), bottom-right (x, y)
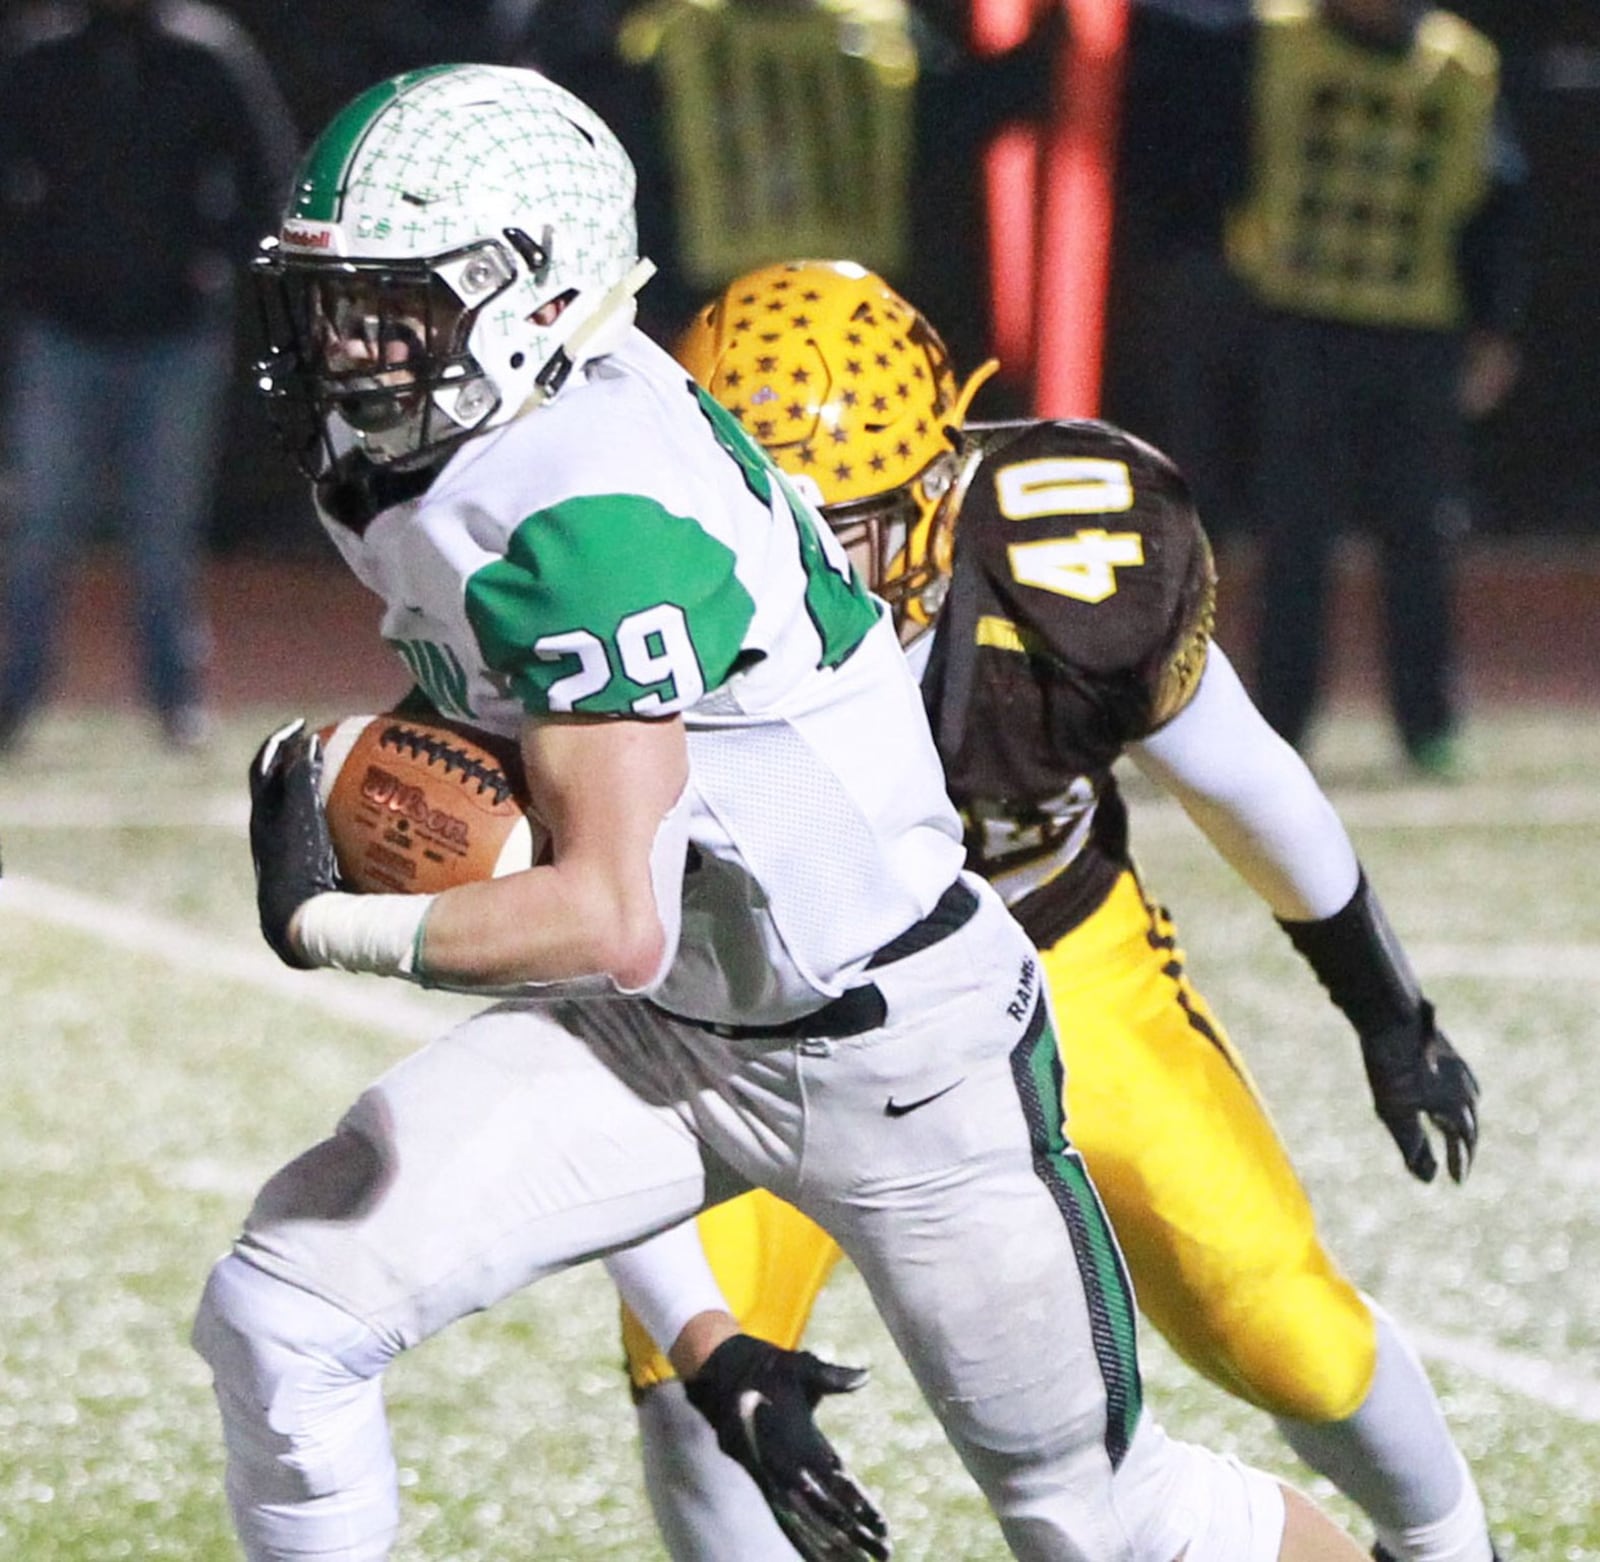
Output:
top-left (953, 419), bottom-right (1217, 752)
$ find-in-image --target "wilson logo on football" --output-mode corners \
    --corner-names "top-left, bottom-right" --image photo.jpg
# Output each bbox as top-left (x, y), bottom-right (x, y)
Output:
top-left (317, 711), bottom-right (546, 893)
top-left (359, 764), bottom-right (471, 849)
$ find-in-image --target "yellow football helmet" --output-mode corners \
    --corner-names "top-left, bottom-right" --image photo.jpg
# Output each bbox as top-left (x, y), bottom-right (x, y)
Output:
top-left (676, 259), bottom-right (995, 626)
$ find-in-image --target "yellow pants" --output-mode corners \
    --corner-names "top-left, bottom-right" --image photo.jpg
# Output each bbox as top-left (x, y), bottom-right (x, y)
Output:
top-left (623, 870), bottom-right (1376, 1423)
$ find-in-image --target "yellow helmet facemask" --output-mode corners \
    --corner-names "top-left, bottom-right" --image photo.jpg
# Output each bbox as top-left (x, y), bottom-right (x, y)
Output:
top-left (676, 259), bottom-right (996, 626)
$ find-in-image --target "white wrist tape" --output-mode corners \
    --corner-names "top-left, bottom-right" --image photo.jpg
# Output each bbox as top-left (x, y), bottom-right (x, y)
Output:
top-left (294, 892), bottom-right (436, 978)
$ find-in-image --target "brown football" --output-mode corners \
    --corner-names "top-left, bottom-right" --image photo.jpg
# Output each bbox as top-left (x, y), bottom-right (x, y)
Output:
top-left (315, 714), bottom-right (549, 894)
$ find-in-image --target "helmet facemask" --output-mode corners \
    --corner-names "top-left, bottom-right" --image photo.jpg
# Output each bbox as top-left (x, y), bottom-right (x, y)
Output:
top-left (255, 237), bottom-right (523, 476)
top-left (253, 66), bottom-right (650, 481)
top-left (825, 448), bottom-right (963, 629)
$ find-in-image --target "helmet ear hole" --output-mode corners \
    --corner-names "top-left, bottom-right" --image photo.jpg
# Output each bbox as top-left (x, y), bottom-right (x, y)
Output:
top-left (532, 289), bottom-right (577, 328)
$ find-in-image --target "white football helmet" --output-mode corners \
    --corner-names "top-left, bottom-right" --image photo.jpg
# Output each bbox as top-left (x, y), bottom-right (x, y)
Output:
top-left (254, 64), bottom-right (654, 474)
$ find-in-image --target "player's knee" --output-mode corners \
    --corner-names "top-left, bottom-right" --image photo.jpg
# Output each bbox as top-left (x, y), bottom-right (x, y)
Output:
top-left (1116, 1422), bottom-right (1288, 1562)
top-left (1236, 1273), bottom-right (1376, 1423)
top-left (1164, 1268), bottom-right (1376, 1424)
top-left (192, 1254), bottom-right (395, 1481)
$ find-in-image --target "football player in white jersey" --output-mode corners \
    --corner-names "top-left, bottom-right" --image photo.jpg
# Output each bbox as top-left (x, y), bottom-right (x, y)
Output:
top-left (193, 68), bottom-right (1369, 1561)
top-left (604, 263), bottom-right (1495, 1562)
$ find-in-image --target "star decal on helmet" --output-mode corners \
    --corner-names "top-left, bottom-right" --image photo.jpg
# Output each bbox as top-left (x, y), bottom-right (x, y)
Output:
top-left (671, 259), bottom-right (994, 632)
top-left (672, 260), bottom-right (968, 522)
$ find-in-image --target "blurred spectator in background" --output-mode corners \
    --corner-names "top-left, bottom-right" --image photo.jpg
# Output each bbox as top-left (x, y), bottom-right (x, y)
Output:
top-left (901, 0), bottom-right (1067, 393)
top-left (528, 0), bottom-right (921, 338)
top-left (1117, 0), bottom-right (1528, 778)
top-left (305, 0), bottom-right (541, 107)
top-left (0, 0), bottom-right (296, 754)
top-left (616, 0), bottom-right (920, 336)
top-left (527, 0), bottom-right (1062, 358)
top-left (1236, 0), bottom-right (1527, 777)
top-left (1111, 0), bottom-right (1259, 539)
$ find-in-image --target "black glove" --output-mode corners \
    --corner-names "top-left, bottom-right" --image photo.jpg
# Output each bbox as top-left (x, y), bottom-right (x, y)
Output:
top-left (1359, 1000), bottom-right (1479, 1184)
top-left (249, 719), bottom-right (340, 969)
top-left (684, 1334), bottom-right (890, 1561)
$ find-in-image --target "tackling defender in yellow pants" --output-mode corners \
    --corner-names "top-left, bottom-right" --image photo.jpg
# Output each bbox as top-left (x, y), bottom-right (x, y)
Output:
top-left (608, 262), bottom-right (1495, 1562)
top-left (626, 874), bottom-right (1374, 1423)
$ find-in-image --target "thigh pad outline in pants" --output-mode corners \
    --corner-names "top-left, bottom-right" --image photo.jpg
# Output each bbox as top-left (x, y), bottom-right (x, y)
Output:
top-left (235, 1001), bottom-right (714, 1348)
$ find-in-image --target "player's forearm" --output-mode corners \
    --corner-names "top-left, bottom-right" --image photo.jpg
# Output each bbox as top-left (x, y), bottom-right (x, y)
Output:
top-left (1133, 648), bottom-right (1427, 1030)
top-left (607, 1222), bottom-right (737, 1367)
top-left (668, 1310), bottom-right (743, 1381)
top-left (415, 860), bottom-right (669, 990)
top-left (1277, 871), bottom-right (1424, 1035)
top-left (1131, 645), bottom-right (1358, 920)
top-left (284, 857), bottom-right (666, 988)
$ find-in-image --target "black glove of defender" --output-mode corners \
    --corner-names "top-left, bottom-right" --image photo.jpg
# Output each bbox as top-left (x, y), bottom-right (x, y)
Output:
top-left (1280, 871), bottom-right (1482, 1187)
top-left (684, 1334), bottom-right (890, 1561)
top-left (249, 719), bottom-right (340, 969)
top-left (1359, 999), bottom-right (1479, 1184)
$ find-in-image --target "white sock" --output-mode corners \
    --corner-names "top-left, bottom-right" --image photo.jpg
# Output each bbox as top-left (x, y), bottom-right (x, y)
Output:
top-left (1275, 1299), bottom-right (1491, 1562)
top-left (636, 1379), bottom-right (800, 1561)
top-left (1372, 1479), bottom-right (1498, 1562)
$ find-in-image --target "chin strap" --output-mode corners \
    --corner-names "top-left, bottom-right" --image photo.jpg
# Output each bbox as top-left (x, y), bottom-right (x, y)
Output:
top-left (528, 256), bottom-right (659, 407)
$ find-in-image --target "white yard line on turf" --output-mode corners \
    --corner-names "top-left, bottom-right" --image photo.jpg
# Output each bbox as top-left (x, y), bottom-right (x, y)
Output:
top-left (1401, 1325), bottom-right (1600, 1425)
top-left (5, 871), bottom-right (1598, 1424)
top-left (1408, 943), bottom-right (1600, 984)
top-left (0, 873), bottom-right (465, 1042)
top-left (0, 795), bottom-right (251, 830)
top-left (1124, 784), bottom-right (1600, 834)
top-left (10, 779), bottom-right (1600, 836)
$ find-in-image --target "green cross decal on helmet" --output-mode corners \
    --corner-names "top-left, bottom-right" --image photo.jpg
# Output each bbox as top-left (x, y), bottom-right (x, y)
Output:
top-left (253, 65), bottom-right (655, 474)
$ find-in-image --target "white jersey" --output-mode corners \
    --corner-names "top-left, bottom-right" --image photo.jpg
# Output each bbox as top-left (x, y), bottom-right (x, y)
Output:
top-left (319, 330), bottom-right (965, 1024)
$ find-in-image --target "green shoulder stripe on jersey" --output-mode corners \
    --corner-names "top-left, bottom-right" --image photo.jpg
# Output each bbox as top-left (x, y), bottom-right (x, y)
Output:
top-left (693, 386), bottom-right (878, 670)
top-left (1010, 987), bottom-right (1144, 1467)
top-left (464, 493), bottom-right (756, 717)
top-left (290, 66), bottom-right (456, 223)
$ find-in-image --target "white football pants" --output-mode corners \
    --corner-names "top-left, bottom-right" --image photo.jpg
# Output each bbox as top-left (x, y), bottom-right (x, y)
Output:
top-left (193, 877), bottom-right (1286, 1560)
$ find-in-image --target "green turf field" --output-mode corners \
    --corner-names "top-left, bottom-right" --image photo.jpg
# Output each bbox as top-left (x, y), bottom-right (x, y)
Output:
top-left (1, 706), bottom-right (1595, 1559)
